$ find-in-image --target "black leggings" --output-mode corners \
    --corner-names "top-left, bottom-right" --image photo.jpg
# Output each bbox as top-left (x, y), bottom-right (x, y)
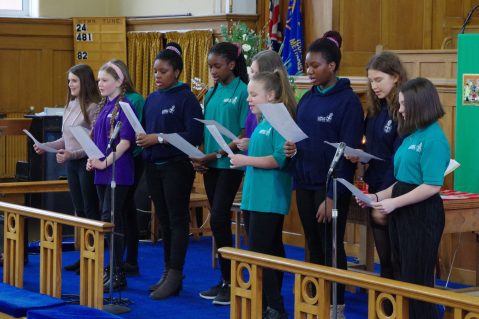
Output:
top-left (204, 168), bottom-right (243, 283)
top-left (124, 156), bottom-right (144, 266)
top-left (97, 184), bottom-right (130, 270)
top-left (145, 159), bottom-right (195, 271)
top-left (295, 187), bottom-right (350, 305)
top-left (245, 211), bottom-right (285, 312)
top-left (66, 158), bottom-right (99, 220)
top-left (390, 182), bottom-right (444, 319)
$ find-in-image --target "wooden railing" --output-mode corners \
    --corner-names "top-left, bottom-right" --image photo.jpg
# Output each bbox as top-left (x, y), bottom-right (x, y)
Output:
top-left (219, 247), bottom-right (479, 319)
top-left (0, 200), bottom-right (113, 309)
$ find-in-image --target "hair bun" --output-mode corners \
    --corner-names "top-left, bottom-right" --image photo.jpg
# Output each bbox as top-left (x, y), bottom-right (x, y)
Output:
top-left (323, 30), bottom-right (342, 49)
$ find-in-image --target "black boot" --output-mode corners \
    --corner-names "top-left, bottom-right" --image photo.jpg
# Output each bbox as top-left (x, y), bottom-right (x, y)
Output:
top-left (103, 267), bottom-right (127, 292)
top-left (148, 267), bottom-right (169, 292)
top-left (149, 269), bottom-right (183, 300)
top-left (64, 260), bottom-right (80, 272)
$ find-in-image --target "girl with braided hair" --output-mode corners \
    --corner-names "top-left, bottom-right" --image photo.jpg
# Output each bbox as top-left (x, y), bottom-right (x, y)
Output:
top-left (86, 61), bottom-right (136, 291)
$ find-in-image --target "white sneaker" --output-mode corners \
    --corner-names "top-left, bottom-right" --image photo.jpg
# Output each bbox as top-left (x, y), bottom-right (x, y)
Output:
top-left (329, 304), bottom-right (346, 319)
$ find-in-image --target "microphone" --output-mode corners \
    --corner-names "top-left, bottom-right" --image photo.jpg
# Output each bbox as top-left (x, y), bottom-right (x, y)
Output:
top-left (107, 121), bottom-right (122, 150)
top-left (327, 142), bottom-right (346, 178)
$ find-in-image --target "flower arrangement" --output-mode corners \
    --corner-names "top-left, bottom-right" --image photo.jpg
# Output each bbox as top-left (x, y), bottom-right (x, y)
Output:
top-left (220, 21), bottom-right (268, 66)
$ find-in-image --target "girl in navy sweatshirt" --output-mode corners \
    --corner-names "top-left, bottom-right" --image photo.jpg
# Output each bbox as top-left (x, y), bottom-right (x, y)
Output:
top-left (347, 52), bottom-right (406, 290)
top-left (283, 31), bottom-right (363, 317)
top-left (136, 42), bottom-right (203, 300)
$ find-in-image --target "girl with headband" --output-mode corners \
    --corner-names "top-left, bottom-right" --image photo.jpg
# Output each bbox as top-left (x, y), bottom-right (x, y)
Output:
top-left (86, 61), bottom-right (136, 292)
top-left (136, 42), bottom-right (203, 300)
top-left (192, 41), bottom-right (249, 306)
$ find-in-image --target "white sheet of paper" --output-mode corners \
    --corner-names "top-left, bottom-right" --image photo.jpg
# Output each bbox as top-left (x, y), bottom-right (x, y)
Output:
top-left (194, 118), bottom-right (238, 141)
top-left (120, 101), bottom-right (145, 135)
top-left (159, 133), bottom-right (205, 159)
top-left (337, 178), bottom-right (373, 206)
top-left (23, 129), bottom-right (58, 153)
top-left (324, 141), bottom-right (383, 163)
top-left (206, 125), bottom-right (233, 155)
top-left (69, 126), bottom-right (105, 159)
top-left (444, 159), bottom-right (460, 176)
top-left (257, 103), bottom-right (308, 143)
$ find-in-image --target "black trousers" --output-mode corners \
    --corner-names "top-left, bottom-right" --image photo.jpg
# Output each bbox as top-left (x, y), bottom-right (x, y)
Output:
top-left (66, 158), bottom-right (99, 220)
top-left (390, 182), bottom-right (444, 319)
top-left (97, 184), bottom-right (130, 270)
top-left (245, 210), bottom-right (285, 312)
top-left (145, 159), bottom-right (195, 271)
top-left (203, 168), bottom-right (243, 283)
top-left (124, 156), bottom-right (144, 266)
top-left (296, 187), bottom-right (350, 305)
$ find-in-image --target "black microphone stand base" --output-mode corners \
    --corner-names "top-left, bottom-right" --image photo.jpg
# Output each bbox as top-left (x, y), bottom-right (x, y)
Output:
top-left (103, 302), bottom-right (130, 315)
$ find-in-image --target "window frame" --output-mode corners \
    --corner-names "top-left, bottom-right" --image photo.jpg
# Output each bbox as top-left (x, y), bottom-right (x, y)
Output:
top-left (0, 0), bottom-right (30, 17)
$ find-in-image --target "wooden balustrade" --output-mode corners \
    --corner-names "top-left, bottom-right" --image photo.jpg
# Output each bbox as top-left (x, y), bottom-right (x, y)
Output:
top-left (219, 247), bottom-right (479, 319)
top-left (0, 201), bottom-right (113, 309)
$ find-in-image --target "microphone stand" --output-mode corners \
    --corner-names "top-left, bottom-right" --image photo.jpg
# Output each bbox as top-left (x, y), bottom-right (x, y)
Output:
top-left (330, 169), bottom-right (339, 319)
top-left (103, 140), bottom-right (130, 314)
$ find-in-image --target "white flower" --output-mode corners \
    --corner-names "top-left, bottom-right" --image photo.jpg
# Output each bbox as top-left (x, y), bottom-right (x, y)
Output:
top-left (242, 34), bottom-right (247, 41)
top-left (244, 54), bottom-right (248, 61)
top-left (242, 44), bottom-right (251, 52)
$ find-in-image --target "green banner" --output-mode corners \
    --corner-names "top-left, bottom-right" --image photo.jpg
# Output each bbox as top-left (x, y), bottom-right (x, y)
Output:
top-left (454, 34), bottom-right (479, 192)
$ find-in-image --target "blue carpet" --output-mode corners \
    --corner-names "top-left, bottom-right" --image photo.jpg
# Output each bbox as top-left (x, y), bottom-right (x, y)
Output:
top-left (0, 236), bottom-right (469, 318)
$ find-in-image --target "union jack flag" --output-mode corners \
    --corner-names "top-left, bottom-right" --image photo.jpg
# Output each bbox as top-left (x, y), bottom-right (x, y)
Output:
top-left (268, 0), bottom-right (282, 52)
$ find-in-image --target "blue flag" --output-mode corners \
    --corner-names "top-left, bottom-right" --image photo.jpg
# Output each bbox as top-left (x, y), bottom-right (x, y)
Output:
top-left (281, 0), bottom-right (304, 75)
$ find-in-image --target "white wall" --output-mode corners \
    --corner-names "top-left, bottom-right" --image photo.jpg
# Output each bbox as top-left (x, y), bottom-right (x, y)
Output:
top-left (35, 0), bottom-right (255, 18)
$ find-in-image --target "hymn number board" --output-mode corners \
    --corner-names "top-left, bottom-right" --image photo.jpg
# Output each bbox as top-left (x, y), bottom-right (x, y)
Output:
top-left (72, 17), bottom-right (127, 75)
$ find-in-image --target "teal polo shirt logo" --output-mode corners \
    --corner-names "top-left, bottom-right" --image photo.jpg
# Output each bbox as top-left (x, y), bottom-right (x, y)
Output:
top-left (223, 97), bottom-right (238, 104)
top-left (407, 142), bottom-right (423, 153)
top-left (259, 127), bottom-right (272, 136)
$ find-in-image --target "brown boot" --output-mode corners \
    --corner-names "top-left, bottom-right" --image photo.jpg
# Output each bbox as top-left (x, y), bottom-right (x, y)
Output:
top-left (149, 269), bottom-right (183, 300)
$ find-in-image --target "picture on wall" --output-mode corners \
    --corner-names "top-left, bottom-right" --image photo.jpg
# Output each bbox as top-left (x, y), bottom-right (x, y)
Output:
top-left (463, 74), bottom-right (479, 106)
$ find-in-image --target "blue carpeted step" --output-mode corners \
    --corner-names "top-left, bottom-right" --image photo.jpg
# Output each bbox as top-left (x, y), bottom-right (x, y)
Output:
top-left (0, 283), bottom-right (65, 318)
top-left (27, 304), bottom-right (122, 319)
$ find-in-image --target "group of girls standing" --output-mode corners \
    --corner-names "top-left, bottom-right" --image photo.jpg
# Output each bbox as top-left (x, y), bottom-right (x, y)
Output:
top-left (35, 28), bottom-right (449, 319)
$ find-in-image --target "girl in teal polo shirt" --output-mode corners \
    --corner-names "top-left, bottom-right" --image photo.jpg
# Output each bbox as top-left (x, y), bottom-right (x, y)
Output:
top-left (358, 78), bottom-right (450, 319)
top-left (229, 70), bottom-right (296, 319)
top-left (193, 42), bottom-right (249, 306)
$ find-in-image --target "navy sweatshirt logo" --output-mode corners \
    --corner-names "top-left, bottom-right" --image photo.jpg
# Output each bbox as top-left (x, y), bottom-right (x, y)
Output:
top-left (317, 112), bottom-right (333, 123)
top-left (162, 105), bottom-right (176, 115)
top-left (383, 120), bottom-right (393, 133)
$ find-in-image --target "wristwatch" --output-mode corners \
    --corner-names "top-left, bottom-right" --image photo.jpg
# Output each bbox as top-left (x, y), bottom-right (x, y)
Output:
top-left (215, 150), bottom-right (223, 159)
top-left (158, 135), bottom-right (164, 144)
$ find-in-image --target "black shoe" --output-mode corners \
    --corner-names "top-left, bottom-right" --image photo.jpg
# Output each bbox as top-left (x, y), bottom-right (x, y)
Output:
top-left (64, 260), bottom-right (80, 272)
top-left (123, 262), bottom-right (139, 276)
top-left (103, 266), bottom-right (110, 284)
top-left (199, 281), bottom-right (223, 300)
top-left (212, 282), bottom-right (230, 305)
top-left (103, 269), bottom-right (127, 292)
top-left (265, 307), bottom-right (288, 319)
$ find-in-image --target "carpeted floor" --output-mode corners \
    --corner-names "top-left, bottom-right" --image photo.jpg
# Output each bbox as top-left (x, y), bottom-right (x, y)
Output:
top-left (0, 236), bottom-right (467, 318)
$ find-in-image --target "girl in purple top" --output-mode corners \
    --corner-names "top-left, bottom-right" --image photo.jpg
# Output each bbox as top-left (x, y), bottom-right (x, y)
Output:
top-left (235, 50), bottom-right (296, 152)
top-left (86, 61), bottom-right (136, 292)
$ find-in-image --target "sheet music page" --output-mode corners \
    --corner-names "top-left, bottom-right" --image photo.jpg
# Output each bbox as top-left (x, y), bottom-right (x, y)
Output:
top-left (194, 118), bottom-right (238, 141)
top-left (159, 133), bottom-right (205, 159)
top-left (23, 129), bottom-right (58, 153)
top-left (257, 103), bottom-right (308, 143)
top-left (324, 141), bottom-right (384, 163)
top-left (206, 125), bottom-right (233, 155)
top-left (337, 178), bottom-right (373, 206)
top-left (444, 159), bottom-right (460, 176)
top-left (69, 126), bottom-right (105, 159)
top-left (120, 101), bottom-right (145, 135)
